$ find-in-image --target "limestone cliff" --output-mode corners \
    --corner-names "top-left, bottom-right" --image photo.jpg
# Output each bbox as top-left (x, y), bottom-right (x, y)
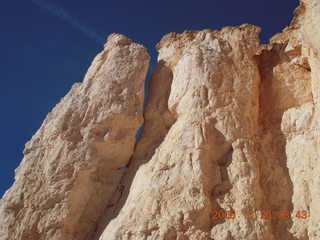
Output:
top-left (0, 0), bottom-right (319, 239)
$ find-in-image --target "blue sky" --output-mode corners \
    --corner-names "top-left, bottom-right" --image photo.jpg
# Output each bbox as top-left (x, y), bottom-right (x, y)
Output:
top-left (0, 0), bottom-right (299, 197)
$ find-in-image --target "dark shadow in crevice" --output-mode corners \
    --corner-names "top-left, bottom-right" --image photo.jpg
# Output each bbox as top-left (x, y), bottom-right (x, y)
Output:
top-left (255, 43), bottom-right (296, 239)
top-left (134, 59), bottom-right (156, 142)
top-left (135, 123), bottom-right (144, 141)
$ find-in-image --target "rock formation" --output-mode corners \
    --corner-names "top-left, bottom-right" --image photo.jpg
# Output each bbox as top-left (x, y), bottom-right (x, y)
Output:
top-left (0, 0), bottom-right (319, 239)
top-left (0, 34), bottom-right (150, 240)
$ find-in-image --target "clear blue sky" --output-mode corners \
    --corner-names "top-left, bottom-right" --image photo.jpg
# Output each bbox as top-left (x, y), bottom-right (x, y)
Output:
top-left (0, 0), bottom-right (299, 197)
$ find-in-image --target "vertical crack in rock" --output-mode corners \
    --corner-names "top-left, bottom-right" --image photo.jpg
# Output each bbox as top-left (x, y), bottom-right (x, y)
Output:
top-left (93, 58), bottom-right (177, 240)
top-left (0, 34), bottom-right (150, 240)
top-left (254, 40), bottom-right (313, 239)
top-left (256, 1), bottom-right (320, 239)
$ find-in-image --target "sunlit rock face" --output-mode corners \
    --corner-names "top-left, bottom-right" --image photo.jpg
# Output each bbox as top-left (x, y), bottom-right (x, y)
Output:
top-left (0, 34), bottom-right (149, 240)
top-left (1, 0), bottom-right (319, 239)
top-left (98, 1), bottom-right (320, 239)
top-left (98, 24), bottom-right (268, 240)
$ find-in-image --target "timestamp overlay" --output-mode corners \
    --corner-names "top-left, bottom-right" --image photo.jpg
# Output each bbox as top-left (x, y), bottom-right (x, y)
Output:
top-left (211, 209), bottom-right (310, 220)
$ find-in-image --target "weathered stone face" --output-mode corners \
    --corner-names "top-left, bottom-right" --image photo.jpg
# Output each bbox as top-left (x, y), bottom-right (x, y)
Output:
top-left (97, 1), bottom-right (320, 239)
top-left (1, 0), bottom-right (320, 239)
top-left (0, 34), bottom-right (150, 240)
top-left (98, 24), bottom-right (267, 240)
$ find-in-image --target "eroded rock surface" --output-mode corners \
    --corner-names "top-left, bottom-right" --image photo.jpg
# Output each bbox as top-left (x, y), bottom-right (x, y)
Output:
top-left (98, 1), bottom-right (320, 239)
top-left (0, 34), bottom-right (149, 240)
top-left (99, 24), bottom-right (268, 240)
top-left (1, 0), bottom-right (320, 240)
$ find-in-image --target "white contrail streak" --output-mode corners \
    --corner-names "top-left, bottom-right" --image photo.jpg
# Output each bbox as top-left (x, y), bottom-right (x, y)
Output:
top-left (31, 0), bottom-right (105, 44)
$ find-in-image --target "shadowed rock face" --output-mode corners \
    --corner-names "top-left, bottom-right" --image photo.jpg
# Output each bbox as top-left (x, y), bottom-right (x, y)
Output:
top-left (1, 0), bottom-right (320, 240)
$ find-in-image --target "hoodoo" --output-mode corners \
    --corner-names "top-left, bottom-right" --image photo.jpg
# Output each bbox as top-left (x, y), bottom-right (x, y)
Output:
top-left (1, 0), bottom-right (319, 239)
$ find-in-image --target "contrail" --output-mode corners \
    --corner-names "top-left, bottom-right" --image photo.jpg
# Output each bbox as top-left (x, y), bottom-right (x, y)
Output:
top-left (31, 0), bottom-right (105, 44)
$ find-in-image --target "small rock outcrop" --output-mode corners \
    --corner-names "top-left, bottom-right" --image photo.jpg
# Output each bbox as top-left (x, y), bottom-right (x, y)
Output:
top-left (0, 0), bottom-right (319, 239)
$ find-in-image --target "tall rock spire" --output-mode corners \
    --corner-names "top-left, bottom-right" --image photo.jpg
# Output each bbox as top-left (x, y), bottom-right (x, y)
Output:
top-left (0, 34), bottom-right (149, 240)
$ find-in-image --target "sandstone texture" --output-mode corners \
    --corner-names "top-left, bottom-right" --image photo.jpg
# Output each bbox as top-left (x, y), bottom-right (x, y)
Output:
top-left (0, 34), bottom-right (149, 240)
top-left (99, 24), bottom-right (266, 240)
top-left (1, 0), bottom-right (319, 240)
